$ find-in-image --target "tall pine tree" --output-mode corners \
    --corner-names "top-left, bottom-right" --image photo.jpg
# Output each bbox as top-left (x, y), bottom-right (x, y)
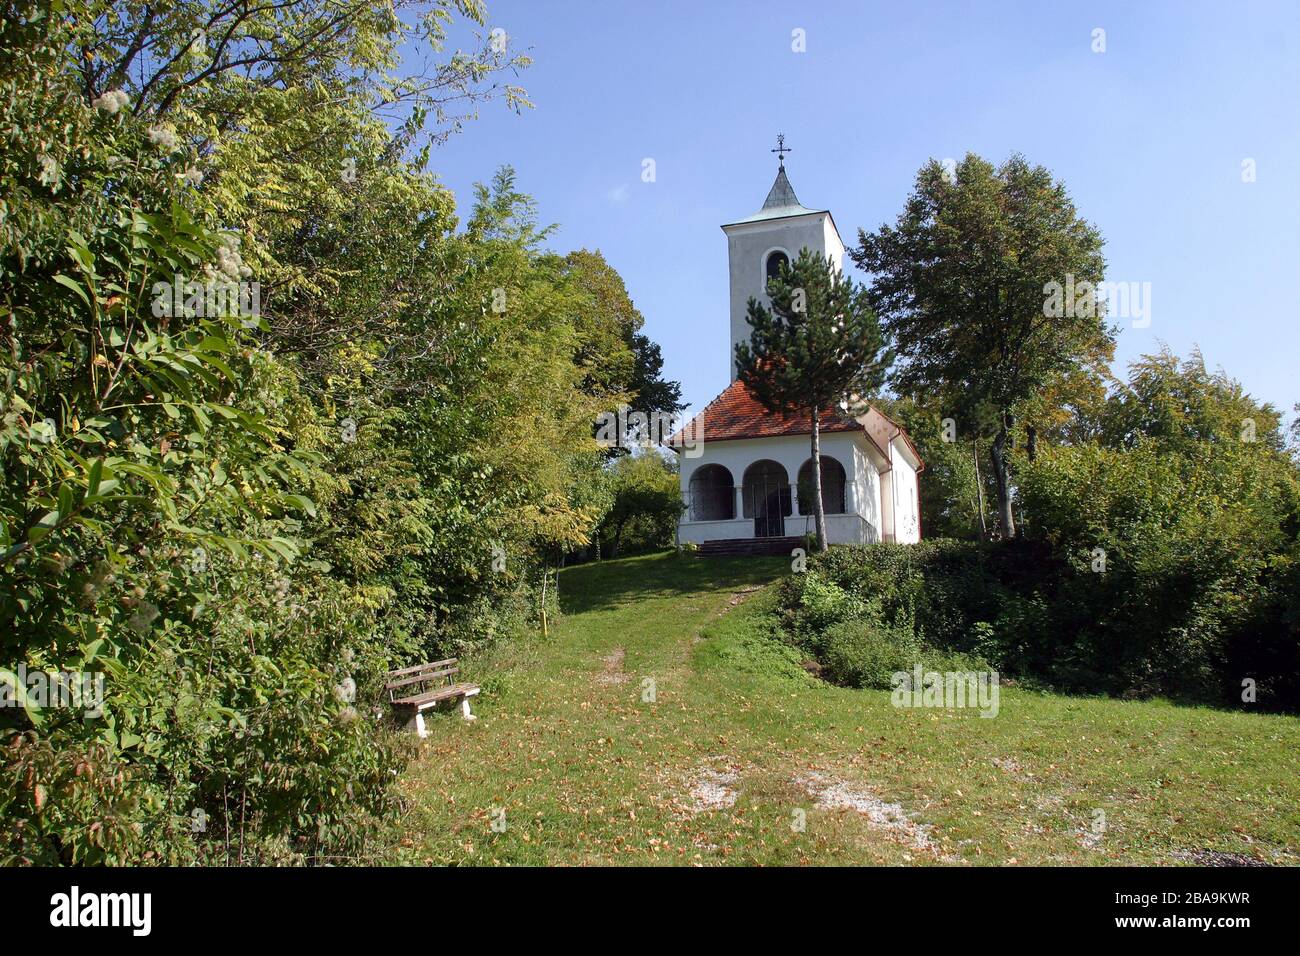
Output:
top-left (734, 250), bottom-right (890, 552)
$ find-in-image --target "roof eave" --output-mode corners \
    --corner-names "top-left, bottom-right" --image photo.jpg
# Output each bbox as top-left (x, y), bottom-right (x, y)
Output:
top-left (719, 208), bottom-right (831, 230)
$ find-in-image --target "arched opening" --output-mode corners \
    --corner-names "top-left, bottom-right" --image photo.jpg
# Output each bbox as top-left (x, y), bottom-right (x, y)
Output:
top-left (797, 456), bottom-right (847, 515)
top-left (742, 460), bottom-right (791, 537)
top-left (764, 250), bottom-right (789, 283)
top-left (688, 464), bottom-right (735, 522)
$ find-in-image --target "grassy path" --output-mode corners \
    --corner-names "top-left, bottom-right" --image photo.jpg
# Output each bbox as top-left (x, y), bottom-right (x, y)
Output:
top-left (401, 552), bottom-right (1300, 866)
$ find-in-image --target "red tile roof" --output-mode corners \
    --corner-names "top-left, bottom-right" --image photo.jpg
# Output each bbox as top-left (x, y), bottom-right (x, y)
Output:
top-left (664, 379), bottom-right (925, 474)
top-left (666, 378), bottom-right (862, 445)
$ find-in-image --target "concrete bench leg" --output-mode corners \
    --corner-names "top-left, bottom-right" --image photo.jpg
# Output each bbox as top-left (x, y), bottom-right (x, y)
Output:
top-left (406, 709), bottom-right (428, 738)
top-left (461, 696), bottom-right (477, 721)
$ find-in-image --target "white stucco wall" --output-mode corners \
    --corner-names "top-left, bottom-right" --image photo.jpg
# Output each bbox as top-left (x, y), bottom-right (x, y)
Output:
top-left (886, 436), bottom-right (922, 544)
top-left (721, 212), bottom-right (845, 380)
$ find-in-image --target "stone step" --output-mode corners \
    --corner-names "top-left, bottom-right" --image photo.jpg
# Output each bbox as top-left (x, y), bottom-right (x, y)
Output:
top-left (695, 536), bottom-right (806, 557)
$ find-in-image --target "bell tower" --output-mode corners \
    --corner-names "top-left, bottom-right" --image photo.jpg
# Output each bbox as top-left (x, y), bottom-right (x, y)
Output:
top-left (720, 136), bottom-right (846, 381)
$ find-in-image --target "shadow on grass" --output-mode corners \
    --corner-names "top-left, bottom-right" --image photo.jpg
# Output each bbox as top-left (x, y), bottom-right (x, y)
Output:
top-left (558, 551), bottom-right (789, 615)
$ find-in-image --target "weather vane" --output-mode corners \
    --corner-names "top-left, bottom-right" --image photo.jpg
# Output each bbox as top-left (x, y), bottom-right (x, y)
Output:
top-left (771, 133), bottom-right (792, 167)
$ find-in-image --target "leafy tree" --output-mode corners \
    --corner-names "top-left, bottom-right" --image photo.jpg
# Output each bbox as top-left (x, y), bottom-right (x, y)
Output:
top-left (1013, 349), bottom-right (1299, 704)
top-left (853, 154), bottom-right (1113, 537)
top-left (0, 7), bottom-right (397, 862)
top-left (73, 1), bottom-right (531, 163)
top-left (0, 0), bottom-right (683, 864)
top-left (734, 250), bottom-right (889, 552)
top-left (595, 453), bottom-right (683, 558)
top-left (1095, 347), bottom-right (1284, 452)
top-left (558, 249), bottom-right (683, 450)
top-left (57, 0), bottom-right (530, 384)
top-left (386, 169), bottom-right (617, 647)
top-left (627, 332), bottom-right (683, 419)
top-left (875, 397), bottom-right (988, 539)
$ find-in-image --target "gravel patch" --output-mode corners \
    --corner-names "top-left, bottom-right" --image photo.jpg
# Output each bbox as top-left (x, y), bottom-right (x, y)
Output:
top-left (991, 756), bottom-right (1025, 776)
top-left (796, 771), bottom-right (956, 861)
top-left (1172, 848), bottom-right (1270, 867)
top-left (688, 767), bottom-right (740, 812)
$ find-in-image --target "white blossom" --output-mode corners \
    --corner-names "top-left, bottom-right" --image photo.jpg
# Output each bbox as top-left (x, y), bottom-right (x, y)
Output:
top-left (37, 154), bottom-right (61, 186)
top-left (147, 125), bottom-right (178, 152)
top-left (92, 89), bottom-right (130, 114)
top-left (334, 677), bottom-right (357, 703)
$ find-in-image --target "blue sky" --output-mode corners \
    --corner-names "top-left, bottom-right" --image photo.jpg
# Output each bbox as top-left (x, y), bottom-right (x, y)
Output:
top-left (426, 0), bottom-right (1299, 427)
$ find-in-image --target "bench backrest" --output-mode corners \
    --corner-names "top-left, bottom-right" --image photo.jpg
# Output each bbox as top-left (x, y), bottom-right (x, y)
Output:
top-left (385, 658), bottom-right (457, 701)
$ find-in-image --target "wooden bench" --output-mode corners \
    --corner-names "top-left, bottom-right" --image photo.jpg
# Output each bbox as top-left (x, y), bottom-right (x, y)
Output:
top-left (385, 658), bottom-right (479, 736)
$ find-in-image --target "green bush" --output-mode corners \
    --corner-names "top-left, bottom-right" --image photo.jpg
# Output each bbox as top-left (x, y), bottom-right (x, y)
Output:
top-left (782, 559), bottom-right (991, 689)
top-left (819, 618), bottom-right (921, 689)
top-left (0, 27), bottom-right (374, 862)
top-left (592, 453), bottom-right (683, 558)
top-left (785, 571), bottom-right (856, 638)
top-left (1016, 438), bottom-right (1300, 706)
top-left (790, 540), bottom-right (1057, 656)
top-left (779, 430), bottom-right (1300, 710)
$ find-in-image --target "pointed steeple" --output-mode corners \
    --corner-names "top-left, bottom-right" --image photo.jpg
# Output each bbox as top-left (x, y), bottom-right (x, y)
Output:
top-left (723, 136), bottom-right (820, 224)
top-left (727, 164), bottom-right (816, 223)
top-left (761, 164), bottom-right (802, 212)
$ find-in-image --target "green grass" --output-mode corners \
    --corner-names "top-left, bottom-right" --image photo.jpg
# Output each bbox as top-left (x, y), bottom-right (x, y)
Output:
top-left (399, 552), bottom-right (1300, 866)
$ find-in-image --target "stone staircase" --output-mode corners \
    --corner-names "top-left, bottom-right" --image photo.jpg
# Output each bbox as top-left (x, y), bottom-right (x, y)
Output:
top-left (696, 535), bottom-right (806, 557)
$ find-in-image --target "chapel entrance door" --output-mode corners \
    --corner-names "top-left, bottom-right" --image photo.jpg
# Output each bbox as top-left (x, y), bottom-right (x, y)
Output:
top-left (755, 490), bottom-right (785, 538)
top-left (743, 460), bottom-right (790, 538)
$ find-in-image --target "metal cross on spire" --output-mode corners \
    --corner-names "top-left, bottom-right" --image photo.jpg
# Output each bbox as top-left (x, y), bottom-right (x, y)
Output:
top-left (771, 133), bottom-right (792, 167)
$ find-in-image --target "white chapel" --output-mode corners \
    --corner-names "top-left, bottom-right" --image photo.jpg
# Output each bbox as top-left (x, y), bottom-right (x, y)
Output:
top-left (668, 148), bottom-right (923, 554)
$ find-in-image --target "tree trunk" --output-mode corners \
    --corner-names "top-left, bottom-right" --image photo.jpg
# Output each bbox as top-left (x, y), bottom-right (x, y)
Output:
top-left (1026, 424), bottom-right (1038, 462)
top-left (989, 418), bottom-right (1016, 538)
top-left (973, 437), bottom-right (987, 538)
top-left (810, 410), bottom-right (829, 553)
